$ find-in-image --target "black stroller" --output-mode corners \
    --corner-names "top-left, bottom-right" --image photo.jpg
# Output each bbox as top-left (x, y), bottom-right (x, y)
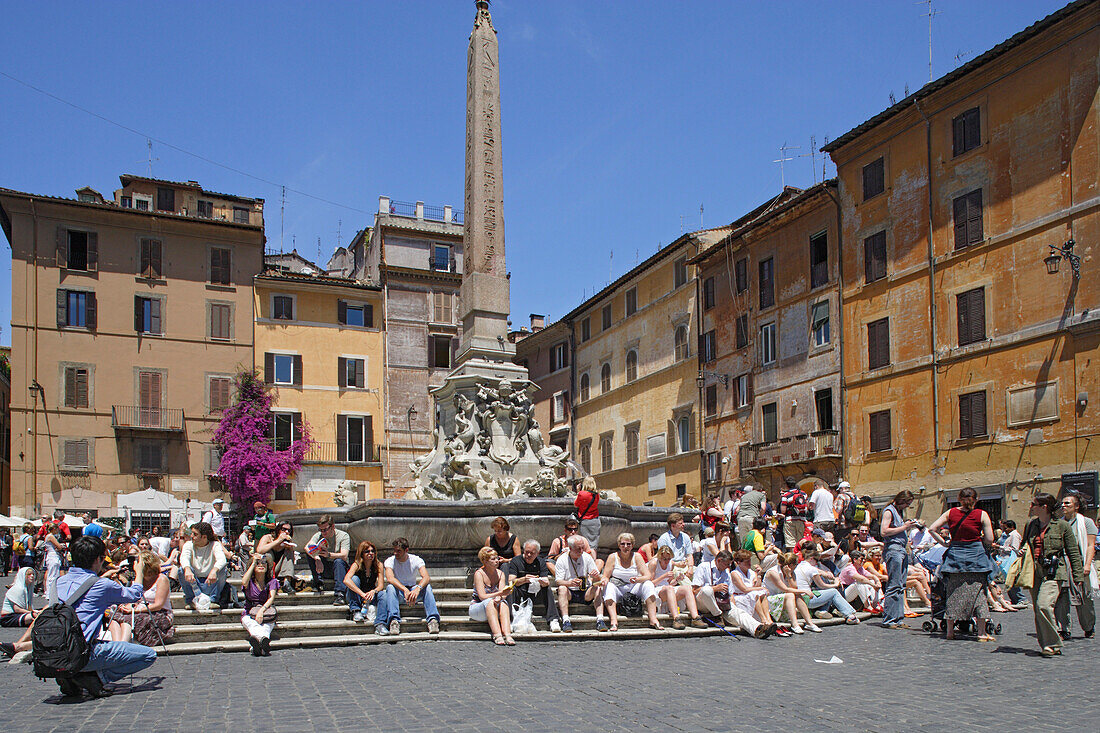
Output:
top-left (920, 558), bottom-right (1002, 635)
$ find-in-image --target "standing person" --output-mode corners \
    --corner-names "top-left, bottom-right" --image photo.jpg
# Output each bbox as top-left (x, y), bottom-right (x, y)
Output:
top-left (484, 516), bottom-right (520, 563)
top-left (736, 485), bottom-right (767, 546)
top-left (256, 521), bottom-right (299, 594)
top-left (927, 488), bottom-right (996, 641)
top-left (251, 501), bottom-right (277, 544)
top-left (507, 539), bottom-right (561, 632)
top-left (240, 553), bottom-right (279, 656)
top-left (17, 522), bottom-right (35, 569)
top-left (470, 547), bottom-right (515, 645)
top-left (723, 488), bottom-right (743, 527)
top-left (179, 522), bottom-right (228, 611)
top-left (809, 482), bottom-right (837, 536)
top-left (778, 478), bottom-right (810, 551)
top-left (574, 476), bottom-right (602, 549)
top-left (344, 541), bottom-right (384, 624)
top-left (0, 529), bottom-right (12, 576)
top-left (377, 537), bottom-right (441, 636)
top-left (832, 481), bottom-right (858, 540)
top-left (304, 516), bottom-right (351, 605)
top-left (1055, 493), bottom-right (1096, 639)
top-left (202, 498), bottom-right (227, 541)
top-left (1022, 493), bottom-right (1084, 656)
top-left (879, 490), bottom-right (916, 630)
top-left (43, 523), bottom-right (66, 604)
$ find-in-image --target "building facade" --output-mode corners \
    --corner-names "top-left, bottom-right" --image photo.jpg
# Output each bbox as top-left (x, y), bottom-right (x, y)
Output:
top-left (1, 176), bottom-right (265, 521)
top-left (513, 315), bottom-right (572, 475)
top-left (1, 347), bottom-right (10, 513)
top-left (692, 183), bottom-right (842, 500)
top-left (823, 0), bottom-right (1099, 523)
top-left (253, 264), bottom-right (385, 511)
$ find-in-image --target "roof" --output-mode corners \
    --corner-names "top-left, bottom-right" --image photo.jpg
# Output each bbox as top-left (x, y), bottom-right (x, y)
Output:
top-left (823, 0), bottom-right (1096, 153)
top-left (117, 174), bottom-right (263, 204)
top-left (255, 270), bottom-right (381, 291)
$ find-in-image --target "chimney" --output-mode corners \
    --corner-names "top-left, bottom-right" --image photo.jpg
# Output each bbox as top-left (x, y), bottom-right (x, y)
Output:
top-left (379, 195), bottom-right (390, 214)
top-left (415, 201), bottom-right (425, 219)
top-left (444, 205), bottom-right (453, 223)
top-left (530, 314), bottom-right (546, 332)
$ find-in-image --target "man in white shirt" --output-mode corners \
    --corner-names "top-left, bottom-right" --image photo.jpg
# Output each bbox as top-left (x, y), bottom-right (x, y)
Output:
top-left (657, 513), bottom-right (695, 567)
top-left (723, 489), bottom-right (742, 526)
top-left (201, 498), bottom-right (226, 540)
top-left (377, 537), bottom-right (440, 636)
top-left (148, 526), bottom-right (171, 560)
top-left (809, 482), bottom-right (836, 534)
top-left (692, 550), bottom-right (770, 637)
top-left (555, 535), bottom-right (607, 632)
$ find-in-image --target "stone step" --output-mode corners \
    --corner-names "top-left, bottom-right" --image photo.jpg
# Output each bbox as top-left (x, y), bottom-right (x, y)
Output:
top-left (167, 585), bottom-right (474, 608)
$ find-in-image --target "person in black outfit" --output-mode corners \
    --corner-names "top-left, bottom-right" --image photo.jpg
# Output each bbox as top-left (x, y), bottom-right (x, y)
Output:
top-left (506, 539), bottom-right (561, 632)
top-left (485, 516), bottom-right (520, 562)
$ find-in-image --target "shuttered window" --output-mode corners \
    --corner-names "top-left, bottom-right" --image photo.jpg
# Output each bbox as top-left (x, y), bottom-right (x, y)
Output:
top-left (625, 427), bottom-right (639, 466)
top-left (339, 300), bottom-right (373, 328)
top-left (273, 295), bottom-right (294, 320)
top-left (703, 277), bottom-right (716, 310)
top-left (674, 257), bottom-right (688, 288)
top-left (209, 247), bottom-right (231, 285)
top-left (735, 314), bottom-right (748, 349)
top-left (869, 410), bottom-right (892, 453)
top-left (625, 287), bottom-right (638, 316)
top-left (140, 238), bottom-right (162, 278)
top-left (674, 326), bottom-right (689, 361)
top-left (338, 357), bottom-right (366, 388)
top-left (600, 363), bottom-right (612, 393)
top-left (600, 435), bottom-right (613, 472)
top-left (210, 303), bottom-right (231, 340)
top-left (952, 107), bottom-right (981, 157)
top-left (959, 390), bottom-right (988, 439)
top-left (812, 301), bottom-right (830, 346)
top-left (137, 442), bottom-right (164, 473)
top-left (134, 296), bottom-right (162, 334)
top-left (432, 292), bottom-right (452, 323)
top-left (579, 373), bottom-right (590, 401)
top-left (701, 330), bottom-right (716, 362)
top-left (809, 232), bottom-right (829, 288)
top-left (759, 258), bottom-right (774, 309)
top-left (58, 290), bottom-right (96, 329)
top-left (953, 189), bottom-right (984, 249)
top-left (864, 231), bottom-right (887, 283)
top-left (762, 402), bottom-right (778, 443)
top-left (209, 377), bottom-right (232, 411)
top-left (581, 318), bottom-right (591, 342)
top-left (156, 187), bottom-right (175, 213)
top-left (735, 258), bottom-right (748, 293)
top-left (626, 350), bottom-right (638, 382)
top-left (957, 287), bottom-right (986, 346)
top-left (867, 318), bottom-right (890, 370)
top-left (602, 305), bottom-right (612, 330)
top-left (138, 371), bottom-right (163, 428)
top-left (64, 367), bottom-right (90, 408)
top-left (705, 384), bottom-right (718, 418)
top-left (58, 229), bottom-right (98, 272)
top-left (63, 439), bottom-right (90, 469)
top-left (862, 157), bottom-right (885, 200)
top-left (735, 373), bottom-right (752, 408)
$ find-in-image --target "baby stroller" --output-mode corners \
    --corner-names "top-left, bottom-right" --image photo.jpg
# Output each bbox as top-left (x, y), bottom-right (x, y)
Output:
top-left (919, 552), bottom-right (1001, 636)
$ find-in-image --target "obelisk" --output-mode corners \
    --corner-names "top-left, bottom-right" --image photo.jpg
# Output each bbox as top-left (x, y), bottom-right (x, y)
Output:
top-left (457, 0), bottom-right (514, 365)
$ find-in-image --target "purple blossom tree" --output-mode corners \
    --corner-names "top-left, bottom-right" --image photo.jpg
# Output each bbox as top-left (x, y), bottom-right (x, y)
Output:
top-left (213, 370), bottom-right (313, 507)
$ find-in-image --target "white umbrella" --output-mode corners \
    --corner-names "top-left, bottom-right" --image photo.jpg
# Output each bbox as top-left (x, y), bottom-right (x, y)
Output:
top-left (0, 515), bottom-right (33, 528)
top-left (62, 513), bottom-right (86, 528)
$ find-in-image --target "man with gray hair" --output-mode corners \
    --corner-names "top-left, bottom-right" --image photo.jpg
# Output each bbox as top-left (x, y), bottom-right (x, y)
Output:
top-left (555, 535), bottom-right (607, 632)
top-left (507, 539), bottom-right (561, 632)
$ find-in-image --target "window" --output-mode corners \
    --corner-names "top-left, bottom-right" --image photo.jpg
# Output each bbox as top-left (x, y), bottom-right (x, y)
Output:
top-left (956, 287), bottom-right (986, 346)
top-left (706, 452), bottom-right (721, 483)
top-left (811, 301), bottom-right (830, 347)
top-left (57, 290), bottom-right (96, 329)
top-left (273, 295), bottom-right (294, 320)
top-left (432, 244), bottom-right (451, 272)
top-left (701, 330), bottom-right (716, 362)
top-left (600, 363), bottom-right (612, 393)
top-left (674, 256), bottom-right (688, 288)
top-left (869, 410), bottom-right (892, 452)
top-left (60, 230), bottom-right (97, 272)
top-left (62, 439), bottom-right (91, 470)
top-left (121, 196), bottom-right (132, 208)
top-left (626, 350), bottom-right (638, 382)
top-left (134, 195), bottom-right (150, 211)
top-left (209, 303), bottom-right (231, 340)
top-left (953, 189), bottom-right (984, 249)
top-left (339, 357), bottom-right (366, 388)
top-left (760, 322), bottom-right (777, 365)
top-left (762, 402), bottom-right (778, 443)
top-left (815, 389), bottom-right (834, 431)
top-left (579, 440), bottom-right (592, 475)
top-left (625, 287), bottom-right (637, 316)
top-left (272, 412), bottom-right (299, 451)
top-left (209, 376), bottom-right (232, 412)
top-left (759, 258), bottom-right (774, 309)
top-left (274, 483), bottom-right (293, 502)
top-left (551, 342), bottom-right (569, 372)
top-left (552, 392), bottom-right (568, 424)
top-left (674, 325), bottom-right (689, 361)
top-left (197, 200), bottom-right (213, 218)
top-left (735, 258), bottom-right (748, 293)
top-left (233, 207), bottom-right (250, 224)
top-left (735, 314), bottom-right (748, 349)
top-left (137, 370), bottom-right (163, 427)
top-left (432, 292), bottom-right (452, 324)
top-left (809, 232), bottom-right (828, 288)
top-left (266, 353), bottom-right (300, 386)
top-left (647, 434), bottom-right (666, 460)
top-left (156, 187), bottom-right (175, 212)
top-left (431, 336), bottom-right (452, 369)
top-left (626, 427), bottom-right (639, 466)
top-left (677, 415), bottom-right (691, 453)
top-left (140, 238), bottom-right (162, 278)
top-left (64, 367), bottom-right (90, 408)
top-left (210, 247), bottom-right (231, 285)
top-left (600, 435), bottom-right (613, 472)
top-left (705, 384), bottom-right (718, 418)
top-left (339, 300), bottom-right (373, 328)
top-left (136, 442), bottom-right (165, 474)
top-left (952, 107), bottom-right (981, 157)
top-left (579, 373), bottom-right (590, 401)
top-left (862, 157), bottom-right (885, 200)
top-left (581, 318), bottom-right (591, 342)
top-left (959, 390), bottom-right (988, 439)
top-left (735, 373), bottom-right (751, 408)
top-left (134, 296), bottom-right (162, 335)
top-left (602, 304), bottom-right (612, 330)
top-left (338, 415), bottom-right (372, 462)
top-left (703, 277), bottom-right (716, 310)
top-left (867, 317), bottom-right (890, 369)
top-left (864, 231), bottom-right (887, 283)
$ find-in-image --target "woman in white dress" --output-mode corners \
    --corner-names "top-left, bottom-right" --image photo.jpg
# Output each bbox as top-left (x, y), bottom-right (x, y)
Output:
top-left (649, 544), bottom-right (706, 630)
top-left (730, 549), bottom-right (780, 637)
top-left (601, 533), bottom-right (660, 631)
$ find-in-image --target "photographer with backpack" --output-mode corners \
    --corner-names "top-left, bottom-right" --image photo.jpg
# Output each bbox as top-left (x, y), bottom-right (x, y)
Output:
top-left (42, 535), bottom-right (157, 699)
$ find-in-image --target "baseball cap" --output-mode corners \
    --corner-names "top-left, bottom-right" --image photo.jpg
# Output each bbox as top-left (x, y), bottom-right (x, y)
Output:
top-left (212, 498), bottom-right (224, 505)
top-left (838, 480), bottom-right (851, 489)
top-left (253, 501), bottom-right (266, 509)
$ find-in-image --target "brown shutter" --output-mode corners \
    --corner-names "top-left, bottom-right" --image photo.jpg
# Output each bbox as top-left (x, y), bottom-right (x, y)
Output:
top-left (365, 303), bottom-right (374, 328)
top-left (966, 110), bottom-right (981, 151)
top-left (864, 237), bottom-right (875, 282)
top-left (151, 239), bottom-right (162, 277)
top-left (966, 190), bottom-right (983, 245)
top-left (970, 288), bottom-right (985, 341)
top-left (64, 368), bottom-right (76, 407)
top-left (150, 299), bottom-right (161, 334)
top-left (972, 391), bottom-right (987, 436)
top-left (355, 359), bottom-right (365, 388)
top-left (337, 300), bottom-right (347, 325)
top-left (56, 227), bottom-right (67, 267)
top-left (338, 357), bottom-right (347, 387)
top-left (86, 232), bottom-right (98, 272)
top-left (57, 289), bottom-right (68, 327)
top-left (952, 115), bottom-right (965, 156)
top-left (364, 416), bottom-right (374, 456)
top-left (140, 239), bottom-right (150, 276)
top-left (135, 295), bottom-right (144, 331)
top-left (337, 415), bottom-right (348, 461)
top-left (957, 292), bottom-right (970, 343)
top-left (953, 195), bottom-right (968, 249)
top-left (292, 412), bottom-right (302, 443)
top-left (85, 292), bottom-right (97, 330)
top-left (292, 354), bottom-right (303, 386)
top-left (77, 369), bottom-right (89, 408)
top-left (959, 393), bottom-right (972, 438)
top-left (746, 372), bottom-right (754, 403)
top-left (264, 352), bottom-right (275, 384)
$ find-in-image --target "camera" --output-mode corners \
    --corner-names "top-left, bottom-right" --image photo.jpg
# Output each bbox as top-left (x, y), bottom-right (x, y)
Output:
top-left (1040, 554), bottom-right (1061, 578)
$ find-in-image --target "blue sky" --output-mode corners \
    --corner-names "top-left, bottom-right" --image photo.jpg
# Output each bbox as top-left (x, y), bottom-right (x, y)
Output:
top-left (0, 0), bottom-right (1069, 344)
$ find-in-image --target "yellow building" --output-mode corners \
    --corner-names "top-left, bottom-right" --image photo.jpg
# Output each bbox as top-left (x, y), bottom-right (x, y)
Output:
top-left (567, 227), bottom-right (730, 506)
top-left (253, 261), bottom-right (386, 511)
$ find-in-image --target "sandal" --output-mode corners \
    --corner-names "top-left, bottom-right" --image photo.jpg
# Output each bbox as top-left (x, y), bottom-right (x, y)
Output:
top-left (493, 635), bottom-right (506, 646)
top-left (504, 636), bottom-right (516, 646)
top-left (977, 634), bottom-right (996, 642)
top-left (649, 622), bottom-right (664, 631)
top-left (609, 624), bottom-right (618, 632)
top-left (1040, 646), bottom-right (1058, 657)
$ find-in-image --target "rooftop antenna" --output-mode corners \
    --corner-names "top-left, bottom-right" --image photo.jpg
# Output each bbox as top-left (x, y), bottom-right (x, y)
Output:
top-left (679, 213), bottom-right (685, 235)
top-left (141, 139), bottom-right (159, 177)
top-left (609, 249), bottom-right (613, 284)
top-left (337, 219), bottom-right (342, 249)
top-left (919, 0), bottom-right (939, 83)
top-left (317, 236), bottom-right (321, 264)
top-left (699, 203), bottom-right (704, 229)
top-left (822, 135), bottom-right (830, 181)
top-left (280, 186), bottom-right (286, 252)
top-left (809, 136), bottom-right (818, 184)
top-left (773, 142), bottom-right (801, 187)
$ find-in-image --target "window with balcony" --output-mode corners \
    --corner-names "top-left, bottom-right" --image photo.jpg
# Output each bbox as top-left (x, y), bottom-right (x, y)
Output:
top-left (137, 370), bottom-right (163, 427)
top-left (233, 207), bottom-right (250, 224)
top-left (197, 200), bottom-right (213, 218)
top-left (815, 388), bottom-right (834, 431)
top-left (272, 412), bottom-right (300, 451)
top-left (432, 244), bottom-right (452, 272)
top-left (626, 350), bottom-right (638, 382)
top-left (760, 322), bottom-right (776, 365)
top-left (761, 402), bottom-right (778, 443)
top-left (338, 415), bottom-right (373, 462)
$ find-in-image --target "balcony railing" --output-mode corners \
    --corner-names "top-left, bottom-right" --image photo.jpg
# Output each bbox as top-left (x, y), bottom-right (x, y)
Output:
top-left (428, 256), bottom-right (458, 273)
top-left (303, 441), bottom-right (383, 464)
top-left (112, 405), bottom-right (184, 431)
top-left (739, 429), bottom-right (841, 470)
top-left (388, 199), bottom-right (464, 225)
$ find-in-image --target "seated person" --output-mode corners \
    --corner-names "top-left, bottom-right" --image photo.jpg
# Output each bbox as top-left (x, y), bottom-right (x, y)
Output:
top-left (793, 544), bottom-right (861, 624)
top-left (116, 550), bottom-right (174, 647)
top-left (376, 537), bottom-right (440, 636)
top-left (637, 533), bottom-right (661, 563)
top-left (838, 549), bottom-right (883, 613)
top-left (547, 518), bottom-right (602, 570)
top-left (470, 547), bottom-right (515, 646)
top-left (692, 550), bottom-right (769, 638)
top-left (1, 567), bottom-right (38, 627)
top-left (650, 544), bottom-right (705, 629)
top-left (305, 516), bottom-right (351, 605)
top-left (601, 533), bottom-right (661, 632)
top-left (657, 513), bottom-right (695, 568)
top-left (855, 525), bottom-right (884, 552)
top-left (485, 516), bottom-right (520, 564)
top-left (729, 549), bottom-right (780, 637)
top-left (699, 525), bottom-right (734, 565)
top-left (179, 522), bottom-right (228, 612)
top-left (507, 539), bottom-right (561, 632)
top-left (256, 521), bottom-right (299, 593)
top-left (742, 517), bottom-right (780, 567)
top-left (906, 561), bottom-right (932, 613)
top-left (344, 541), bottom-right (385, 624)
top-left (554, 535), bottom-right (607, 632)
top-left (240, 552), bottom-right (279, 656)
top-left (763, 552), bottom-right (820, 633)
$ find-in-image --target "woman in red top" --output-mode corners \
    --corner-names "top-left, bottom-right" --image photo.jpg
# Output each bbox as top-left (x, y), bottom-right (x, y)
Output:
top-left (928, 487), bottom-right (996, 641)
top-left (574, 476), bottom-right (601, 549)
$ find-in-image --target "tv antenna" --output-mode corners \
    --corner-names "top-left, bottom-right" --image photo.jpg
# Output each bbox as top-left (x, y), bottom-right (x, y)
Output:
top-left (280, 186), bottom-right (286, 252)
top-left (918, 0), bottom-right (939, 83)
top-left (773, 142), bottom-right (801, 187)
top-left (140, 138), bottom-right (159, 177)
top-left (699, 203), bottom-right (704, 229)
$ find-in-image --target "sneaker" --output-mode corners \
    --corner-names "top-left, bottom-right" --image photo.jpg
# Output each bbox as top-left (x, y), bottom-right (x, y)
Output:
top-left (595, 618), bottom-right (609, 632)
top-left (375, 624), bottom-right (389, 636)
top-left (389, 619), bottom-right (401, 636)
top-left (807, 623), bottom-right (823, 633)
top-left (247, 636), bottom-right (262, 656)
top-left (690, 617), bottom-right (708, 629)
top-left (846, 616), bottom-right (861, 625)
top-left (259, 637), bottom-right (271, 656)
top-left (814, 610), bottom-right (833, 620)
top-left (365, 606), bottom-right (377, 624)
top-left (562, 619), bottom-right (573, 633)
top-left (791, 625), bottom-right (805, 634)
top-left (332, 596), bottom-right (345, 607)
top-left (774, 626), bottom-right (791, 637)
top-left (427, 618), bottom-right (440, 634)
top-left (549, 619), bottom-right (562, 633)
top-left (352, 611), bottom-right (365, 623)
top-left (672, 618), bottom-right (686, 630)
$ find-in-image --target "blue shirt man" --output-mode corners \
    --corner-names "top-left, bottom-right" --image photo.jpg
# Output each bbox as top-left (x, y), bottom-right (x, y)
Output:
top-left (657, 513), bottom-right (694, 564)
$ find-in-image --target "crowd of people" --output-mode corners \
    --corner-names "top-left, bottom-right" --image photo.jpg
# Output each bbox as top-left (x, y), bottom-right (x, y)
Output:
top-left (0, 478), bottom-right (1096, 700)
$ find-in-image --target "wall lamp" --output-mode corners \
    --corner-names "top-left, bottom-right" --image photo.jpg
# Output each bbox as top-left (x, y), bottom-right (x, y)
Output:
top-left (1044, 238), bottom-right (1081, 278)
top-left (696, 370), bottom-right (729, 389)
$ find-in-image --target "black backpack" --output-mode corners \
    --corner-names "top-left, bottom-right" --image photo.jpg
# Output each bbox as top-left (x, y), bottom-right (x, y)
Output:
top-left (32, 575), bottom-right (98, 679)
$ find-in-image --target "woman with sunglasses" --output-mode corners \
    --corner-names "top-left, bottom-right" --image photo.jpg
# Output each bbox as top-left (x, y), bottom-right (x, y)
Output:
top-left (600, 533), bottom-right (661, 631)
top-left (470, 546), bottom-right (514, 646)
top-left (256, 521), bottom-right (299, 594)
top-left (344, 541), bottom-right (384, 624)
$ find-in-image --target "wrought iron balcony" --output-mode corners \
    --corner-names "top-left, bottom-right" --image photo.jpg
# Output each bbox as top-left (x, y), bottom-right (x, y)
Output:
top-left (739, 429), bottom-right (840, 470)
top-left (284, 441), bottom-right (384, 464)
top-left (112, 405), bottom-right (184, 432)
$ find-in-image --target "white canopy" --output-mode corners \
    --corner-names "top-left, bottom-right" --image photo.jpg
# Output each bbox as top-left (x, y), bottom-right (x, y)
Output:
top-left (0, 514), bottom-right (33, 528)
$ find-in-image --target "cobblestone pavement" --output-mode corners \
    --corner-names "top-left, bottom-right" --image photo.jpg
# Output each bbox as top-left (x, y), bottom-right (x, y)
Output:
top-left (1, 572), bottom-right (1096, 732)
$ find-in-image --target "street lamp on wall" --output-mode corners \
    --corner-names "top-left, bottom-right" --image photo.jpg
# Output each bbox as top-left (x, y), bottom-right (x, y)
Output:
top-left (696, 370), bottom-right (729, 389)
top-left (1045, 238), bottom-right (1081, 278)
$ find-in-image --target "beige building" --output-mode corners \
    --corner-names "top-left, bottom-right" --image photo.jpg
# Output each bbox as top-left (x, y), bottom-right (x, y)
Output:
top-left (1, 176), bottom-right (264, 524)
top-left (513, 315), bottom-right (572, 476)
top-left (1, 346), bottom-right (10, 513)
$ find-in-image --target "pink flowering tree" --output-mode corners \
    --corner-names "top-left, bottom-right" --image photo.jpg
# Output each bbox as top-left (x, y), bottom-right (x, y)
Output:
top-left (213, 370), bottom-right (313, 507)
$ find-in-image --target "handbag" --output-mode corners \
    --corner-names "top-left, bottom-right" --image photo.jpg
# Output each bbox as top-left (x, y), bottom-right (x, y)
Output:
top-left (1005, 548), bottom-right (1034, 590)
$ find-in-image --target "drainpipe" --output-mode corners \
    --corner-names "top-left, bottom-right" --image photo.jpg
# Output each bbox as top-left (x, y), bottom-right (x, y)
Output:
top-left (822, 184), bottom-right (847, 474)
top-left (30, 197), bottom-right (40, 517)
top-left (913, 98), bottom-right (941, 471)
top-left (567, 319), bottom-right (575, 481)
top-left (694, 253), bottom-right (706, 492)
